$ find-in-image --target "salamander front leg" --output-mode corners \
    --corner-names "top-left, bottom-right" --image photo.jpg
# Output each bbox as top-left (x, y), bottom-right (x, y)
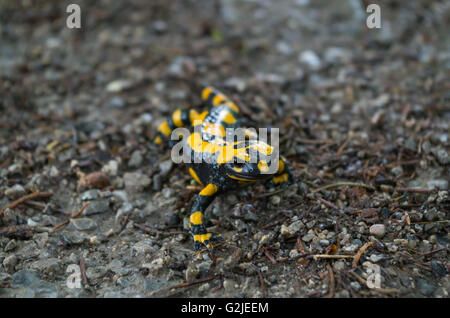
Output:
top-left (266, 156), bottom-right (294, 188)
top-left (189, 183), bottom-right (223, 251)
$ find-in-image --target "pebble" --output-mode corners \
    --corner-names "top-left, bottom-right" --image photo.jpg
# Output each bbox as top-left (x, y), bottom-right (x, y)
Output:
top-left (427, 179), bottom-right (448, 190)
top-left (369, 254), bottom-right (384, 262)
top-left (350, 281), bottom-right (361, 291)
top-left (270, 195), bottom-right (281, 205)
top-left (132, 239), bottom-right (156, 256)
top-left (70, 218), bottom-right (97, 231)
top-left (435, 148), bottom-right (449, 165)
top-left (369, 224), bottom-right (386, 237)
top-left (299, 50), bottom-right (322, 69)
top-left (12, 270), bottom-right (58, 297)
top-left (106, 79), bottom-right (133, 93)
top-left (416, 278), bottom-right (436, 296)
top-left (128, 150), bottom-right (143, 167)
top-left (124, 172), bottom-right (151, 192)
top-left (83, 199), bottom-right (110, 216)
top-left (5, 184), bottom-right (26, 199)
top-left (164, 211), bottom-right (179, 227)
top-left (115, 202), bottom-right (133, 222)
top-left (223, 279), bottom-right (236, 293)
top-left (4, 239), bottom-right (17, 252)
top-left (185, 265), bottom-right (199, 283)
top-left (280, 220), bottom-right (304, 239)
top-left (302, 231), bottom-right (315, 242)
top-left (102, 160), bottom-right (119, 176)
top-left (3, 255), bottom-right (17, 273)
top-left (333, 261), bottom-right (345, 271)
top-left (81, 189), bottom-right (101, 201)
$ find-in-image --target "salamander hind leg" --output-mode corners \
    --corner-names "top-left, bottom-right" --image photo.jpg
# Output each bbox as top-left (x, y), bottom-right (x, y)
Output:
top-left (265, 156), bottom-right (294, 189)
top-left (189, 183), bottom-right (223, 251)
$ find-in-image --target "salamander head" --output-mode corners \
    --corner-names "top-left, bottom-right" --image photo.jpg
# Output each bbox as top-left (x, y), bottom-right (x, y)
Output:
top-left (223, 140), bottom-right (277, 181)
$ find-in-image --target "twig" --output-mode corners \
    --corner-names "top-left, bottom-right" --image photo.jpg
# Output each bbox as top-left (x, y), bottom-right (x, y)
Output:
top-left (317, 197), bottom-right (339, 210)
top-left (262, 246), bottom-right (277, 264)
top-left (159, 275), bottom-right (217, 296)
top-left (253, 265), bottom-right (266, 298)
top-left (352, 241), bottom-right (374, 268)
top-left (418, 247), bottom-right (448, 256)
top-left (312, 182), bottom-right (374, 193)
top-left (395, 187), bottom-right (434, 193)
top-left (80, 255), bottom-right (88, 286)
top-left (0, 191), bottom-right (53, 217)
top-left (312, 254), bottom-right (355, 260)
top-left (53, 201), bottom-right (91, 230)
top-left (256, 187), bottom-right (289, 198)
top-left (327, 264), bottom-right (335, 298)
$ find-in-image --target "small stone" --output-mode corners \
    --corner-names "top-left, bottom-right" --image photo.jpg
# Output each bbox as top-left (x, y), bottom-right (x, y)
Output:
top-left (106, 79), bottom-right (133, 93)
top-left (427, 180), bottom-right (448, 190)
top-left (83, 200), bottom-right (110, 216)
top-left (102, 160), bottom-right (119, 176)
top-left (81, 189), bottom-right (101, 201)
top-left (435, 148), bottom-right (449, 165)
top-left (132, 239), bottom-right (155, 256)
top-left (391, 166), bottom-right (403, 177)
top-left (158, 160), bottom-right (173, 177)
top-left (115, 202), bottom-right (133, 222)
top-left (280, 220), bottom-right (304, 239)
top-left (70, 218), bottom-right (97, 231)
top-left (369, 254), bottom-right (384, 262)
top-left (350, 281), bottom-right (361, 291)
top-left (128, 150), bottom-right (143, 167)
top-left (185, 265), bottom-right (199, 283)
top-left (12, 270), bottom-right (58, 297)
top-left (77, 172), bottom-right (110, 191)
top-left (319, 239), bottom-right (330, 246)
top-left (302, 231), bottom-right (315, 242)
top-left (3, 255), bottom-right (18, 273)
top-left (270, 195), bottom-right (281, 205)
top-left (5, 184), bottom-right (26, 199)
top-left (421, 140), bottom-right (431, 154)
top-left (299, 50), bottom-right (322, 69)
top-left (369, 224), bottom-right (386, 237)
top-left (164, 211), bottom-right (179, 227)
top-left (4, 239), bottom-right (17, 252)
top-left (333, 261), bottom-right (345, 271)
top-left (108, 96), bottom-right (125, 108)
top-left (416, 278), bottom-right (436, 296)
top-left (124, 172), bottom-right (151, 192)
top-left (342, 244), bottom-right (358, 253)
top-left (223, 279), bottom-right (236, 293)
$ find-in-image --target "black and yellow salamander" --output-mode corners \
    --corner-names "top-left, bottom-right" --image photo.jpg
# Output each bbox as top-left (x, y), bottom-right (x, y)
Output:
top-left (155, 86), bottom-right (293, 251)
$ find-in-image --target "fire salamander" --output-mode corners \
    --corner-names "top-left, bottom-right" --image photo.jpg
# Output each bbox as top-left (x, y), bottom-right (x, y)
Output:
top-left (155, 86), bottom-right (293, 251)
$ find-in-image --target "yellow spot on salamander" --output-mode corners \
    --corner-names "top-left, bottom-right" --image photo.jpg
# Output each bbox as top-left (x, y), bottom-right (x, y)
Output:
top-left (172, 109), bottom-right (183, 127)
top-left (202, 87), bottom-right (213, 101)
top-left (194, 233), bottom-right (212, 243)
top-left (199, 184), bottom-right (218, 196)
top-left (157, 121), bottom-right (171, 136)
top-left (155, 136), bottom-right (162, 144)
top-left (190, 211), bottom-right (204, 225)
top-left (213, 94), bottom-right (225, 106)
top-left (222, 112), bottom-right (236, 124)
top-left (273, 173), bottom-right (289, 184)
top-left (189, 168), bottom-right (203, 185)
top-left (258, 160), bottom-right (269, 173)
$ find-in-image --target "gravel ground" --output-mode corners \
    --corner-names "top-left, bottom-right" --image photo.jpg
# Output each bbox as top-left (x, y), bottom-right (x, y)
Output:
top-left (0, 0), bottom-right (449, 298)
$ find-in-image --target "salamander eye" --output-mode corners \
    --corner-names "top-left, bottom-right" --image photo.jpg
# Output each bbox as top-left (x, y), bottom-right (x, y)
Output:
top-left (234, 162), bottom-right (244, 168)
